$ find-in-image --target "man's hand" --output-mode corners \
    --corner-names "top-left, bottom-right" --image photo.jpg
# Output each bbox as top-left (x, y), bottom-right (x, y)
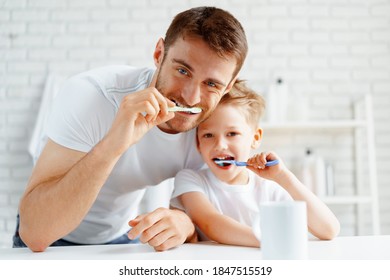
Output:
top-left (104, 87), bottom-right (175, 157)
top-left (128, 208), bottom-right (197, 251)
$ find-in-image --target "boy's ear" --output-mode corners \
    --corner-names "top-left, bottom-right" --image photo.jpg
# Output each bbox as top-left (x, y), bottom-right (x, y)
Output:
top-left (153, 38), bottom-right (165, 68)
top-left (251, 128), bottom-right (263, 149)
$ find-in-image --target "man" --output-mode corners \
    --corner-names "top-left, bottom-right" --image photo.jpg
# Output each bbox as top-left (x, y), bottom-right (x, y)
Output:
top-left (15, 6), bottom-right (248, 252)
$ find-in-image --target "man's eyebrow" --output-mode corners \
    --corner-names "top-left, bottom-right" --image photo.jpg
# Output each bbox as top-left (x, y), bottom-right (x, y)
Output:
top-left (172, 58), bottom-right (227, 87)
top-left (172, 58), bottom-right (194, 72)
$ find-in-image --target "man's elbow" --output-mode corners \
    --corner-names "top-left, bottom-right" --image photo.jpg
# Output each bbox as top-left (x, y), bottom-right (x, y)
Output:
top-left (19, 225), bottom-right (50, 252)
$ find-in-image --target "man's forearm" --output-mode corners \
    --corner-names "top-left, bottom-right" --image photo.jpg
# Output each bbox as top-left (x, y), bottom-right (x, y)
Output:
top-left (19, 139), bottom-right (122, 251)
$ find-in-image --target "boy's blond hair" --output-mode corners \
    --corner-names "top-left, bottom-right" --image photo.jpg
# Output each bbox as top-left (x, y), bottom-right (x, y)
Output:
top-left (218, 80), bottom-right (265, 129)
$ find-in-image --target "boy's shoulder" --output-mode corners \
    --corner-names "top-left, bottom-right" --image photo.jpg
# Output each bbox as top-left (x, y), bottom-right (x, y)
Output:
top-left (175, 168), bottom-right (210, 185)
top-left (176, 168), bottom-right (207, 177)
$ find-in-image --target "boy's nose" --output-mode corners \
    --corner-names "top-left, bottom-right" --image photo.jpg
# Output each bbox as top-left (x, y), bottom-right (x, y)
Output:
top-left (214, 137), bottom-right (228, 151)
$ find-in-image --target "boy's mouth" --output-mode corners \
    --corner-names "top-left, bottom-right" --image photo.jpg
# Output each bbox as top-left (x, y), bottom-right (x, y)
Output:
top-left (213, 156), bottom-right (235, 167)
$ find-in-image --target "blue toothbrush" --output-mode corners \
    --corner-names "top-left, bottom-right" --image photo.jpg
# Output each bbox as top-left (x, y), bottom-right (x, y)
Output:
top-left (214, 159), bottom-right (279, 167)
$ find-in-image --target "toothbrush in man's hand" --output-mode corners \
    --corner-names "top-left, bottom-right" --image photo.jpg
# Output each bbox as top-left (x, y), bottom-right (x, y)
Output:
top-left (168, 106), bottom-right (202, 114)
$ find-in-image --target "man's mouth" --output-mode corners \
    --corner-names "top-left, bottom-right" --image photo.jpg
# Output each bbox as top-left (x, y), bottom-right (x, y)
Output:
top-left (170, 100), bottom-right (202, 115)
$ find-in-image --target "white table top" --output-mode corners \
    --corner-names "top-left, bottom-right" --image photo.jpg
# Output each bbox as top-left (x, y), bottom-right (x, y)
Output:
top-left (1, 235), bottom-right (390, 260)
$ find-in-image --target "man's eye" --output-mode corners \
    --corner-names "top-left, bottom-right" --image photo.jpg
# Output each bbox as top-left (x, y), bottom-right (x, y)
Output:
top-left (206, 81), bottom-right (216, 87)
top-left (178, 68), bottom-right (188, 75)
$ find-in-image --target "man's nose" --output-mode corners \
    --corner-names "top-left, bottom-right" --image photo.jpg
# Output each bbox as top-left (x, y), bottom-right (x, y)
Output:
top-left (181, 84), bottom-right (201, 106)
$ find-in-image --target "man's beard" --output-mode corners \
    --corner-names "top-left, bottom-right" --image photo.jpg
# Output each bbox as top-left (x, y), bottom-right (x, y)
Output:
top-left (155, 70), bottom-right (201, 133)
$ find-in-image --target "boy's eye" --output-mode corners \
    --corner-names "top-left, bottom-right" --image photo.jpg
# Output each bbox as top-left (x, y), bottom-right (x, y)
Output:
top-left (203, 133), bottom-right (213, 138)
top-left (227, 132), bottom-right (238, 137)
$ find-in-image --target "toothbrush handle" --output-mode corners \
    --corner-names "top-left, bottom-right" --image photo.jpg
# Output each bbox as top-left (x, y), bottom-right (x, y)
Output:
top-left (234, 161), bottom-right (248, 166)
top-left (265, 159), bottom-right (279, 167)
top-left (237, 159), bottom-right (279, 167)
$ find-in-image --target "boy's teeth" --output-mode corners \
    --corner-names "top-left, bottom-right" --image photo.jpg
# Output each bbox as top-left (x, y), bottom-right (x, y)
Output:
top-left (213, 156), bottom-right (234, 161)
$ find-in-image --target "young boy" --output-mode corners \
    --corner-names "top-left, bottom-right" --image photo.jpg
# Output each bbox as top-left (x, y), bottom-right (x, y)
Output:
top-left (170, 81), bottom-right (340, 247)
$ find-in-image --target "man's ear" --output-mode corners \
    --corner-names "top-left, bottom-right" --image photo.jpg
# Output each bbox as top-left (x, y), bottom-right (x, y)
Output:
top-left (251, 128), bottom-right (263, 149)
top-left (153, 38), bottom-right (165, 68)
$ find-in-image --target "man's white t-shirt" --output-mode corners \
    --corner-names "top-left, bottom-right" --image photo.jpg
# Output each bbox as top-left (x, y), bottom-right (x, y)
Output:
top-left (171, 168), bottom-right (293, 241)
top-left (46, 65), bottom-right (204, 244)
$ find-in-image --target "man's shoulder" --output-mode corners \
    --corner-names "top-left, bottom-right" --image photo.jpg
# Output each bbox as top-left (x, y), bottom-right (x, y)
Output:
top-left (81, 65), bottom-right (147, 75)
top-left (78, 65), bottom-right (155, 89)
top-left (86, 65), bottom-right (150, 73)
top-left (59, 65), bottom-right (155, 108)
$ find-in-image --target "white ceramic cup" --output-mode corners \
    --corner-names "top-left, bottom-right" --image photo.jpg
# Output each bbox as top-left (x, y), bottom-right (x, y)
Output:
top-left (259, 201), bottom-right (308, 260)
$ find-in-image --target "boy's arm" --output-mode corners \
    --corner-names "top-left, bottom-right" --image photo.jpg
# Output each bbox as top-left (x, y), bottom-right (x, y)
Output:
top-left (180, 192), bottom-right (260, 247)
top-left (274, 170), bottom-right (340, 240)
top-left (248, 152), bottom-right (340, 240)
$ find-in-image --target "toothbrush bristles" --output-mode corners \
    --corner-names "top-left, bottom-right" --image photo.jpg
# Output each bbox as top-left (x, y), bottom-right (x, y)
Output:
top-left (168, 106), bottom-right (202, 114)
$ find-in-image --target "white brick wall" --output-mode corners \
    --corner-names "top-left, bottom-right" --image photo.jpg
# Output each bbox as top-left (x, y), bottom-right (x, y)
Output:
top-left (1, 0), bottom-right (390, 248)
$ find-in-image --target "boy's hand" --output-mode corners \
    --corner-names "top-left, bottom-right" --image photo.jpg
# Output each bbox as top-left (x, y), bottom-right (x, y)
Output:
top-left (247, 151), bottom-right (287, 180)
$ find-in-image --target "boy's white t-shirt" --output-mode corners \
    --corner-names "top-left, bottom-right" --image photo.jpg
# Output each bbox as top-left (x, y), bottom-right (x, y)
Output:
top-left (45, 65), bottom-right (204, 244)
top-left (171, 168), bottom-right (293, 241)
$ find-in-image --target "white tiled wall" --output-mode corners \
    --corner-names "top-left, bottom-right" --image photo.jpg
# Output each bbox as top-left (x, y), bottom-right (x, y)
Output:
top-left (1, 0), bottom-right (389, 248)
